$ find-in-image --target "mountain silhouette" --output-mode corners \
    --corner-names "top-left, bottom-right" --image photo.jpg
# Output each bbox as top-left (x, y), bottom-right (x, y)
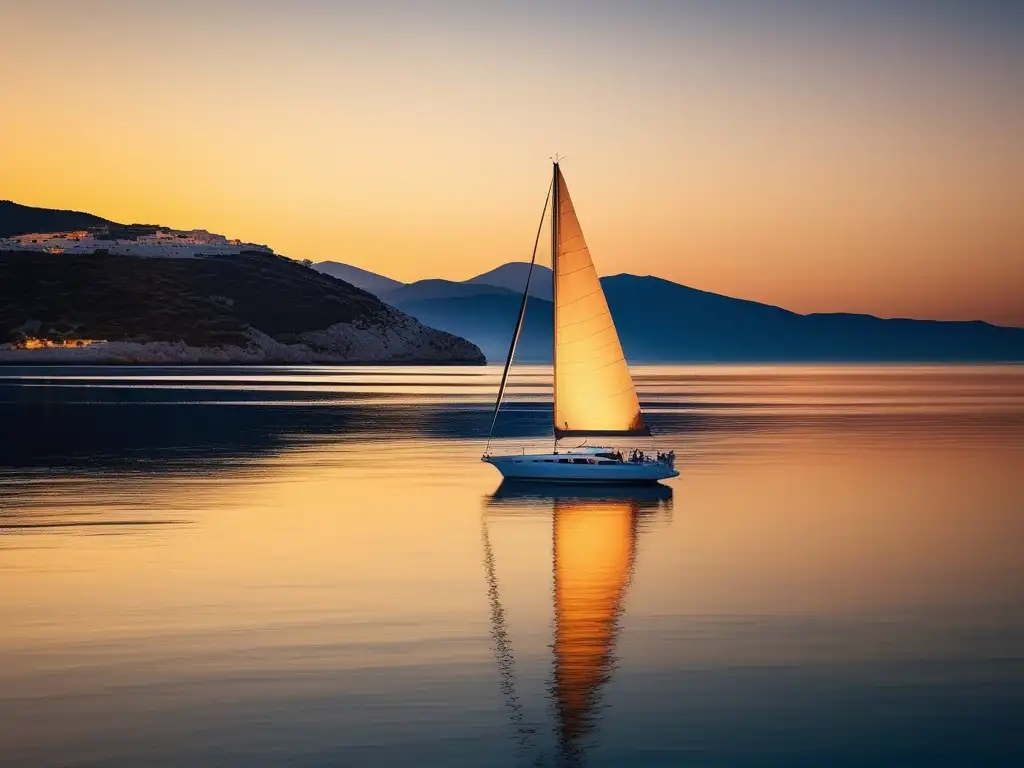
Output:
top-left (464, 262), bottom-right (553, 300)
top-left (313, 260), bottom-right (405, 296)
top-left (315, 260), bottom-right (1024, 363)
top-left (385, 279), bottom-right (520, 305)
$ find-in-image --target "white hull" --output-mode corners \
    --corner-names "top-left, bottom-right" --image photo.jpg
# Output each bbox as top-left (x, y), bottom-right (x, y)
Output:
top-left (484, 453), bottom-right (678, 484)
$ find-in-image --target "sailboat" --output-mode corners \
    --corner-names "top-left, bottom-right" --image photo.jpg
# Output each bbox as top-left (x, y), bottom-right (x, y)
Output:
top-left (483, 161), bottom-right (679, 484)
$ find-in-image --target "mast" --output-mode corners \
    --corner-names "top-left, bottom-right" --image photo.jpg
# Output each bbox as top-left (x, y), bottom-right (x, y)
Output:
top-left (551, 162), bottom-right (559, 452)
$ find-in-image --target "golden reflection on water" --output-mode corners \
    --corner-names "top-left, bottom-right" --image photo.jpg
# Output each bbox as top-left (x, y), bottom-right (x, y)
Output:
top-left (483, 484), bottom-right (672, 763)
top-left (552, 501), bottom-right (634, 751)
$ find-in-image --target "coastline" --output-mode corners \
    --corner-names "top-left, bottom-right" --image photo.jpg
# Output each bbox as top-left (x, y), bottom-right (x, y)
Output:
top-left (0, 356), bottom-right (486, 366)
top-left (0, 325), bottom-right (486, 366)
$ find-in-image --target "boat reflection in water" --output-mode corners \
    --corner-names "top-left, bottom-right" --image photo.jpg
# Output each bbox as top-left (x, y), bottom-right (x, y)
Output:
top-left (483, 481), bottom-right (673, 766)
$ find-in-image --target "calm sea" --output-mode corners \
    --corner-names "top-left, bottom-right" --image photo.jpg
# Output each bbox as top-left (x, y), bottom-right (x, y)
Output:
top-left (1, 365), bottom-right (1022, 767)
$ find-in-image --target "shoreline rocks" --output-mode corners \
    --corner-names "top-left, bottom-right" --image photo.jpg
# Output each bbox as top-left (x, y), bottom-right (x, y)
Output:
top-left (0, 320), bottom-right (485, 365)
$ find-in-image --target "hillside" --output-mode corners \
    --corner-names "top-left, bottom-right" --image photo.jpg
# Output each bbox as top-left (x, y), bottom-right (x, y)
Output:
top-left (0, 200), bottom-right (116, 237)
top-left (0, 249), bottom-right (484, 364)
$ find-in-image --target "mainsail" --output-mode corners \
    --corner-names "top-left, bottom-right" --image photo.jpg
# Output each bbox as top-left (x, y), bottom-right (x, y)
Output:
top-left (553, 164), bottom-right (649, 437)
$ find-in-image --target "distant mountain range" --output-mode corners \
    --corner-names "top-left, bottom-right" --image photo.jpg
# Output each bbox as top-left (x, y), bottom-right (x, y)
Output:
top-left (314, 260), bottom-right (1024, 363)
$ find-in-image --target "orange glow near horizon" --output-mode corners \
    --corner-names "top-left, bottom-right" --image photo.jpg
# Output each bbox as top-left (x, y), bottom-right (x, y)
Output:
top-left (2, 2), bottom-right (1021, 326)
top-left (18, 338), bottom-right (101, 350)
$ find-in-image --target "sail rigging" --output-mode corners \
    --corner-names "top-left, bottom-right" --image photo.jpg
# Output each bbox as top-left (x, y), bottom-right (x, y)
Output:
top-left (552, 165), bottom-right (649, 437)
top-left (484, 181), bottom-right (552, 454)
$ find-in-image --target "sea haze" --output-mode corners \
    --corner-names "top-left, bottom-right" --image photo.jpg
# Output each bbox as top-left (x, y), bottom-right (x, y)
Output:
top-left (1, 365), bottom-right (1022, 767)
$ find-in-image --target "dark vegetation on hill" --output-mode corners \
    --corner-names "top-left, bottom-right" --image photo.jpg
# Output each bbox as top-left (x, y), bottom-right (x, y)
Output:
top-left (0, 200), bottom-right (116, 237)
top-left (0, 200), bottom-right (201, 242)
top-left (0, 250), bottom-right (454, 350)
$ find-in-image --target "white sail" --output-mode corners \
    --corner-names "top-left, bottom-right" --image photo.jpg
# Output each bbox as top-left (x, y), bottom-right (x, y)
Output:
top-left (553, 165), bottom-right (648, 437)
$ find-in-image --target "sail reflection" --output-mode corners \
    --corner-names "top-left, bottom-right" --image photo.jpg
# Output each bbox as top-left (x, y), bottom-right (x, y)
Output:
top-left (483, 482), bottom-right (672, 765)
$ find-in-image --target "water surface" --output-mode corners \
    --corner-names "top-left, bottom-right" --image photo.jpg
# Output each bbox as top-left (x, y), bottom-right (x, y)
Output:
top-left (1, 365), bottom-right (1022, 766)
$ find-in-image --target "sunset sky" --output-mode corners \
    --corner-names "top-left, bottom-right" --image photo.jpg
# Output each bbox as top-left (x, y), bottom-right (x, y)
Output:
top-left (2, 1), bottom-right (1022, 326)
